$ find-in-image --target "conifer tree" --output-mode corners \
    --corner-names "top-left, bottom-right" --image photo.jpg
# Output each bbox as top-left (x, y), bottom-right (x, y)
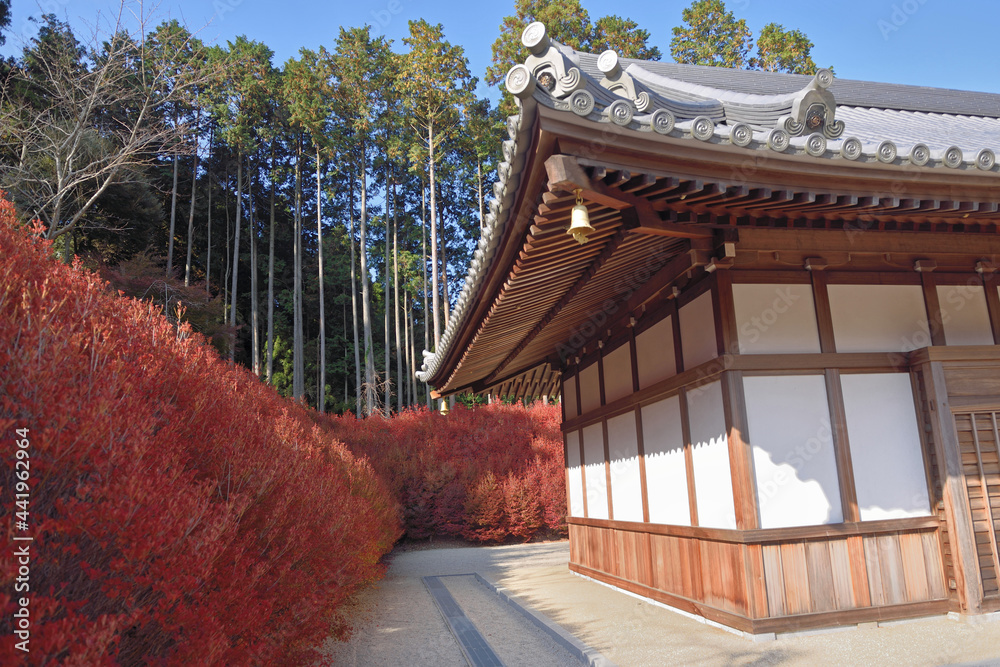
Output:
top-left (285, 46), bottom-right (334, 411)
top-left (400, 19), bottom-right (476, 350)
top-left (333, 27), bottom-right (393, 416)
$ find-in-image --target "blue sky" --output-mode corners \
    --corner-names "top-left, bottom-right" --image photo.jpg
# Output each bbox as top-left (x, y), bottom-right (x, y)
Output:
top-left (4, 0), bottom-right (999, 98)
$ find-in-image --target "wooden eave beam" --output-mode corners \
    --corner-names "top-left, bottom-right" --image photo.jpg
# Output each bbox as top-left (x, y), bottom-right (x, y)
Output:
top-left (544, 154), bottom-right (713, 240)
top-left (428, 120), bottom-right (555, 391)
top-left (480, 228), bottom-right (631, 388)
top-left (535, 237), bottom-right (715, 370)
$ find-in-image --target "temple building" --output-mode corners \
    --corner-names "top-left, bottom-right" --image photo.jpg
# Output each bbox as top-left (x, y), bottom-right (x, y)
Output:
top-left (418, 22), bottom-right (1000, 634)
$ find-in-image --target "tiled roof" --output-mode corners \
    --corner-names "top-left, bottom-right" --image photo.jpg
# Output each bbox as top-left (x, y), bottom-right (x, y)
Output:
top-left (418, 23), bottom-right (1000, 390)
top-left (611, 58), bottom-right (1000, 118)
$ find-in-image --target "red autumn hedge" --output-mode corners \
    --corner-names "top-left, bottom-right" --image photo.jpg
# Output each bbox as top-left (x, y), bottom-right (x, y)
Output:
top-left (325, 401), bottom-right (567, 543)
top-left (0, 195), bottom-right (400, 665)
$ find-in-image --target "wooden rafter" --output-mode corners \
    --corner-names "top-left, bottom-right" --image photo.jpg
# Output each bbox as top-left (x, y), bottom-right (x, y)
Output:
top-left (481, 227), bottom-right (631, 387)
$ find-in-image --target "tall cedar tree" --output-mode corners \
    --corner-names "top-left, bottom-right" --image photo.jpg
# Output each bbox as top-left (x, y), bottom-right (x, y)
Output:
top-left (148, 20), bottom-right (203, 278)
top-left (284, 47), bottom-right (334, 412)
top-left (332, 27), bottom-right (393, 416)
top-left (259, 70), bottom-right (287, 384)
top-left (0, 0), bottom-right (10, 45)
top-left (400, 20), bottom-right (476, 351)
top-left (206, 37), bottom-right (273, 365)
top-left (670, 0), bottom-right (752, 69)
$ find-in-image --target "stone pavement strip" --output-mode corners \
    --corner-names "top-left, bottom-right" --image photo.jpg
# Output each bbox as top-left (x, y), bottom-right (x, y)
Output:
top-left (321, 541), bottom-right (1000, 667)
top-left (424, 576), bottom-right (504, 667)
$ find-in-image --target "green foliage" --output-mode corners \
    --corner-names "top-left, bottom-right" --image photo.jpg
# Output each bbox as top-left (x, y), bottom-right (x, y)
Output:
top-left (400, 20), bottom-right (476, 138)
top-left (750, 23), bottom-right (820, 75)
top-left (670, 0), bottom-right (752, 69)
top-left (672, 1), bottom-right (824, 75)
top-left (0, 0), bottom-right (9, 46)
top-left (591, 15), bottom-right (662, 61)
top-left (205, 36), bottom-right (275, 155)
top-left (284, 47), bottom-right (334, 149)
top-left (331, 26), bottom-right (394, 142)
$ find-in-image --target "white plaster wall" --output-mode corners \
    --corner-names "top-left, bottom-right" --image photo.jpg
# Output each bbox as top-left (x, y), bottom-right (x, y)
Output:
top-left (828, 284), bottom-right (930, 353)
top-left (579, 362), bottom-right (601, 415)
top-left (687, 380), bottom-right (737, 529)
top-left (841, 373), bottom-right (932, 521)
top-left (563, 374), bottom-right (578, 419)
top-left (603, 342), bottom-right (634, 405)
top-left (744, 375), bottom-right (843, 529)
top-left (636, 315), bottom-right (677, 389)
top-left (582, 423), bottom-right (609, 520)
top-left (680, 291), bottom-right (719, 370)
top-left (937, 284), bottom-right (994, 346)
top-left (607, 412), bottom-right (644, 522)
top-left (641, 396), bottom-right (691, 526)
top-left (734, 284), bottom-right (822, 354)
top-left (565, 430), bottom-right (585, 517)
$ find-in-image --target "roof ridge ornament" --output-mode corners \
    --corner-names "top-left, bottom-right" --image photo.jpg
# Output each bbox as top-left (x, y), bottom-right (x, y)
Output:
top-left (509, 22), bottom-right (586, 100)
top-left (780, 68), bottom-right (844, 139)
top-left (597, 50), bottom-right (652, 112)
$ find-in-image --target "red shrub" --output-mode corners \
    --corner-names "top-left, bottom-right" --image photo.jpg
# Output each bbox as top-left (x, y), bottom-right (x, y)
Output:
top-left (0, 194), bottom-right (400, 665)
top-left (462, 471), bottom-right (504, 542)
top-left (326, 401), bottom-right (567, 544)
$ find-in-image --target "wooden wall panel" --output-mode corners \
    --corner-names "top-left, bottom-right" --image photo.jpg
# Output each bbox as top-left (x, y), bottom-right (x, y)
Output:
top-left (900, 532), bottom-right (931, 602)
top-left (762, 545), bottom-right (786, 616)
top-left (953, 411), bottom-right (1000, 599)
top-left (828, 539), bottom-right (857, 609)
top-left (699, 540), bottom-right (747, 616)
top-left (859, 532), bottom-right (950, 606)
top-left (570, 519), bottom-right (948, 631)
top-left (805, 541), bottom-right (838, 613)
top-left (922, 531), bottom-right (949, 600)
top-left (944, 366), bottom-right (1000, 398)
top-left (878, 534), bottom-right (907, 605)
top-left (780, 542), bottom-right (811, 615)
top-left (648, 533), bottom-right (700, 601)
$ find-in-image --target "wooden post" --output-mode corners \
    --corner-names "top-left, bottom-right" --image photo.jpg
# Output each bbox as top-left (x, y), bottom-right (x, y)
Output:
top-left (679, 388), bottom-right (699, 527)
top-left (630, 326), bottom-right (651, 523)
top-left (826, 370), bottom-right (860, 523)
top-left (922, 360), bottom-right (982, 613)
top-left (920, 272), bottom-right (947, 347)
top-left (984, 274), bottom-right (1000, 344)
top-left (576, 372), bottom-right (589, 519)
top-left (599, 350), bottom-right (614, 520)
top-left (811, 271), bottom-right (837, 354)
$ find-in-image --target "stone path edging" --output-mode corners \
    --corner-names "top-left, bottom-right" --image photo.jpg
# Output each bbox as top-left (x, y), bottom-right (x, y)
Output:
top-left (423, 575), bottom-right (504, 667)
top-left (474, 572), bottom-right (617, 667)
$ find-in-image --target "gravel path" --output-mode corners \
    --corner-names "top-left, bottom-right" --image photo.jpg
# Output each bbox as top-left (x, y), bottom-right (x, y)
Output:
top-left (441, 574), bottom-right (579, 666)
top-left (322, 540), bottom-right (1000, 667)
top-left (320, 542), bottom-right (577, 666)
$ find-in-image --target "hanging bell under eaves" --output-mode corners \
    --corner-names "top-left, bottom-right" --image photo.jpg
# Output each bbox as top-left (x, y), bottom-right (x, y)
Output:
top-left (567, 190), bottom-right (594, 244)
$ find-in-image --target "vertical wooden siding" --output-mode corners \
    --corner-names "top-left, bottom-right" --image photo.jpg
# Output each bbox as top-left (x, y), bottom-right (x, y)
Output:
top-left (569, 520), bottom-right (947, 625)
top-left (953, 411), bottom-right (1000, 599)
